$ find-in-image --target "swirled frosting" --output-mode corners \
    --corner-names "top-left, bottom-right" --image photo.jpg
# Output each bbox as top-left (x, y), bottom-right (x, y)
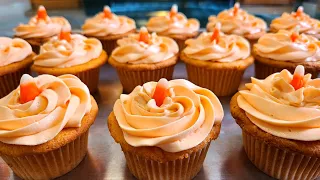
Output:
top-left (0, 37), bottom-right (32, 66)
top-left (0, 74), bottom-right (91, 145)
top-left (254, 30), bottom-right (320, 62)
top-left (33, 34), bottom-right (102, 68)
top-left (82, 12), bottom-right (136, 37)
top-left (183, 32), bottom-right (250, 62)
top-left (238, 68), bottom-right (320, 141)
top-left (15, 16), bottom-right (71, 39)
top-left (111, 32), bottom-right (178, 64)
top-left (206, 8), bottom-right (266, 36)
top-left (113, 79), bottom-right (224, 152)
top-left (270, 11), bottom-right (320, 38)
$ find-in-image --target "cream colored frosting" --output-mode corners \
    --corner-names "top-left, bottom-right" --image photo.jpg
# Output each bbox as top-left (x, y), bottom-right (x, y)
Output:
top-left (82, 12), bottom-right (136, 37)
top-left (183, 32), bottom-right (250, 62)
top-left (113, 79), bottom-right (224, 152)
top-left (237, 68), bottom-right (320, 141)
top-left (0, 37), bottom-right (32, 66)
top-left (206, 8), bottom-right (266, 36)
top-left (15, 16), bottom-right (71, 39)
top-left (111, 32), bottom-right (178, 64)
top-left (33, 34), bottom-right (102, 68)
top-left (270, 12), bottom-right (320, 37)
top-left (146, 12), bottom-right (199, 35)
top-left (254, 30), bottom-right (320, 62)
top-left (0, 74), bottom-right (91, 145)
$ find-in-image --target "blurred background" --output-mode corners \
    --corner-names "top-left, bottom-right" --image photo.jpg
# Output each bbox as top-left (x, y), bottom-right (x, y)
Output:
top-left (0, 0), bottom-right (319, 36)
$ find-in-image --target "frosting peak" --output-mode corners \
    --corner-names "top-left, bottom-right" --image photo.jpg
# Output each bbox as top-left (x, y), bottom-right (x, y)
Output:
top-left (113, 79), bottom-right (224, 152)
top-left (0, 37), bottom-right (32, 66)
top-left (0, 74), bottom-right (91, 145)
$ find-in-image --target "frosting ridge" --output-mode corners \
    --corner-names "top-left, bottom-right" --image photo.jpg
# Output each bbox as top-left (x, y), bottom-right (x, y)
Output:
top-left (0, 37), bottom-right (32, 66)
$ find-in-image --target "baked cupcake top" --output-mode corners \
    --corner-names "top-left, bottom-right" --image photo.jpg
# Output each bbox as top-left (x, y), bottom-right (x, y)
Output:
top-left (111, 27), bottom-right (178, 64)
top-left (113, 78), bottom-right (224, 152)
top-left (270, 6), bottom-right (320, 38)
top-left (33, 28), bottom-right (102, 68)
top-left (14, 6), bottom-right (71, 39)
top-left (0, 37), bottom-right (32, 66)
top-left (238, 65), bottom-right (320, 141)
top-left (183, 23), bottom-right (250, 62)
top-left (82, 6), bottom-right (136, 37)
top-left (146, 5), bottom-right (200, 35)
top-left (0, 74), bottom-right (91, 145)
top-left (206, 3), bottom-right (266, 37)
top-left (254, 29), bottom-right (320, 62)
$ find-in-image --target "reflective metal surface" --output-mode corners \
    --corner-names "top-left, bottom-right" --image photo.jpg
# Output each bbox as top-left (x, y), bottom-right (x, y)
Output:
top-left (0, 63), bottom-right (275, 180)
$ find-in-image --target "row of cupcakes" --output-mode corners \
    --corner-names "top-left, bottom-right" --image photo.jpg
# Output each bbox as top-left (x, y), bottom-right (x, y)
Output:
top-left (0, 65), bottom-right (319, 180)
top-left (13, 3), bottom-right (320, 55)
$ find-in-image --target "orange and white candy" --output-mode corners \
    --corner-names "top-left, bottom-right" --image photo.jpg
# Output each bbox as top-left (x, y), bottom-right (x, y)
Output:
top-left (139, 27), bottom-right (149, 44)
top-left (19, 74), bottom-right (41, 104)
top-left (290, 26), bottom-right (300, 42)
top-left (58, 26), bottom-right (71, 42)
top-left (211, 22), bottom-right (221, 43)
top-left (290, 65), bottom-right (305, 90)
top-left (170, 4), bottom-right (178, 18)
top-left (294, 6), bottom-right (304, 17)
top-left (103, 5), bottom-right (113, 19)
top-left (37, 5), bottom-right (48, 20)
top-left (152, 78), bottom-right (169, 107)
top-left (233, 2), bottom-right (240, 16)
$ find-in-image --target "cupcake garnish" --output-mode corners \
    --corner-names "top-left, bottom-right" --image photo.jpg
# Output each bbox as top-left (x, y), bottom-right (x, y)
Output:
top-left (211, 22), bottom-right (221, 43)
top-left (293, 6), bottom-right (304, 18)
top-left (138, 27), bottom-right (149, 44)
top-left (233, 2), bottom-right (240, 16)
top-left (103, 5), bottom-right (113, 19)
top-left (152, 78), bottom-right (169, 107)
top-left (290, 26), bottom-right (300, 42)
top-left (169, 4), bottom-right (178, 19)
top-left (58, 26), bottom-right (71, 42)
top-left (37, 5), bottom-right (48, 21)
top-left (290, 65), bottom-right (305, 90)
top-left (19, 74), bottom-right (41, 104)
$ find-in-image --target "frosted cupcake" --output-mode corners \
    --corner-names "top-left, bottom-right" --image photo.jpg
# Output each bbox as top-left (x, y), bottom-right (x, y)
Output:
top-left (0, 74), bottom-right (98, 179)
top-left (231, 65), bottom-right (320, 179)
top-left (109, 27), bottom-right (179, 93)
top-left (146, 4), bottom-right (200, 50)
top-left (14, 6), bottom-right (71, 53)
top-left (270, 6), bottom-right (320, 39)
top-left (181, 23), bottom-right (253, 96)
top-left (108, 78), bottom-right (224, 179)
top-left (82, 6), bottom-right (136, 55)
top-left (207, 3), bottom-right (267, 46)
top-left (32, 28), bottom-right (107, 93)
top-left (253, 29), bottom-right (320, 79)
top-left (0, 37), bottom-right (34, 98)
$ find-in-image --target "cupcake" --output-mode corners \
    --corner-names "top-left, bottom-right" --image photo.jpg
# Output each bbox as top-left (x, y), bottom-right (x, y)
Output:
top-left (206, 3), bottom-right (267, 46)
top-left (0, 74), bottom-right (98, 179)
top-left (146, 4), bottom-right (200, 50)
top-left (14, 6), bottom-right (71, 53)
top-left (0, 37), bottom-right (34, 98)
top-left (270, 6), bottom-right (320, 39)
top-left (253, 29), bottom-right (320, 79)
top-left (108, 78), bottom-right (224, 180)
top-left (109, 27), bottom-right (179, 93)
top-left (181, 23), bottom-right (253, 96)
top-left (82, 6), bottom-right (136, 55)
top-left (31, 27), bottom-right (107, 93)
top-left (230, 65), bottom-right (320, 179)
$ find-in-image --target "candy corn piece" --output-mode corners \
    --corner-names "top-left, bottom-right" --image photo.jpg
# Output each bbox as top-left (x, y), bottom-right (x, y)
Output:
top-left (37, 5), bottom-right (47, 20)
top-left (290, 26), bottom-right (300, 42)
top-left (58, 26), bottom-right (71, 42)
top-left (170, 4), bottom-right (178, 18)
top-left (233, 2), bottom-right (240, 16)
top-left (103, 5), bottom-right (113, 19)
top-left (294, 6), bottom-right (304, 17)
top-left (211, 22), bottom-right (221, 43)
top-left (139, 27), bottom-right (149, 44)
top-left (290, 65), bottom-right (305, 90)
top-left (20, 74), bottom-right (41, 104)
top-left (152, 78), bottom-right (169, 107)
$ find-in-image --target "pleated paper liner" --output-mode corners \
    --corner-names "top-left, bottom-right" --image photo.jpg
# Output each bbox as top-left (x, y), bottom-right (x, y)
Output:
top-left (242, 130), bottom-right (320, 180)
top-left (123, 142), bottom-right (211, 180)
top-left (1, 131), bottom-right (89, 180)
top-left (116, 65), bottom-right (175, 93)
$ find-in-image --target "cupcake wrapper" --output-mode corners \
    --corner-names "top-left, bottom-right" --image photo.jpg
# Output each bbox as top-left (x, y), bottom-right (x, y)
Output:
top-left (115, 65), bottom-right (175, 93)
top-left (242, 131), bottom-right (320, 180)
top-left (100, 39), bottom-right (118, 56)
top-left (0, 66), bottom-right (31, 98)
top-left (123, 142), bottom-right (211, 180)
top-left (31, 44), bottom-right (40, 54)
top-left (172, 38), bottom-right (186, 51)
top-left (185, 63), bottom-right (245, 96)
top-left (1, 131), bottom-right (89, 180)
top-left (255, 60), bottom-right (319, 79)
